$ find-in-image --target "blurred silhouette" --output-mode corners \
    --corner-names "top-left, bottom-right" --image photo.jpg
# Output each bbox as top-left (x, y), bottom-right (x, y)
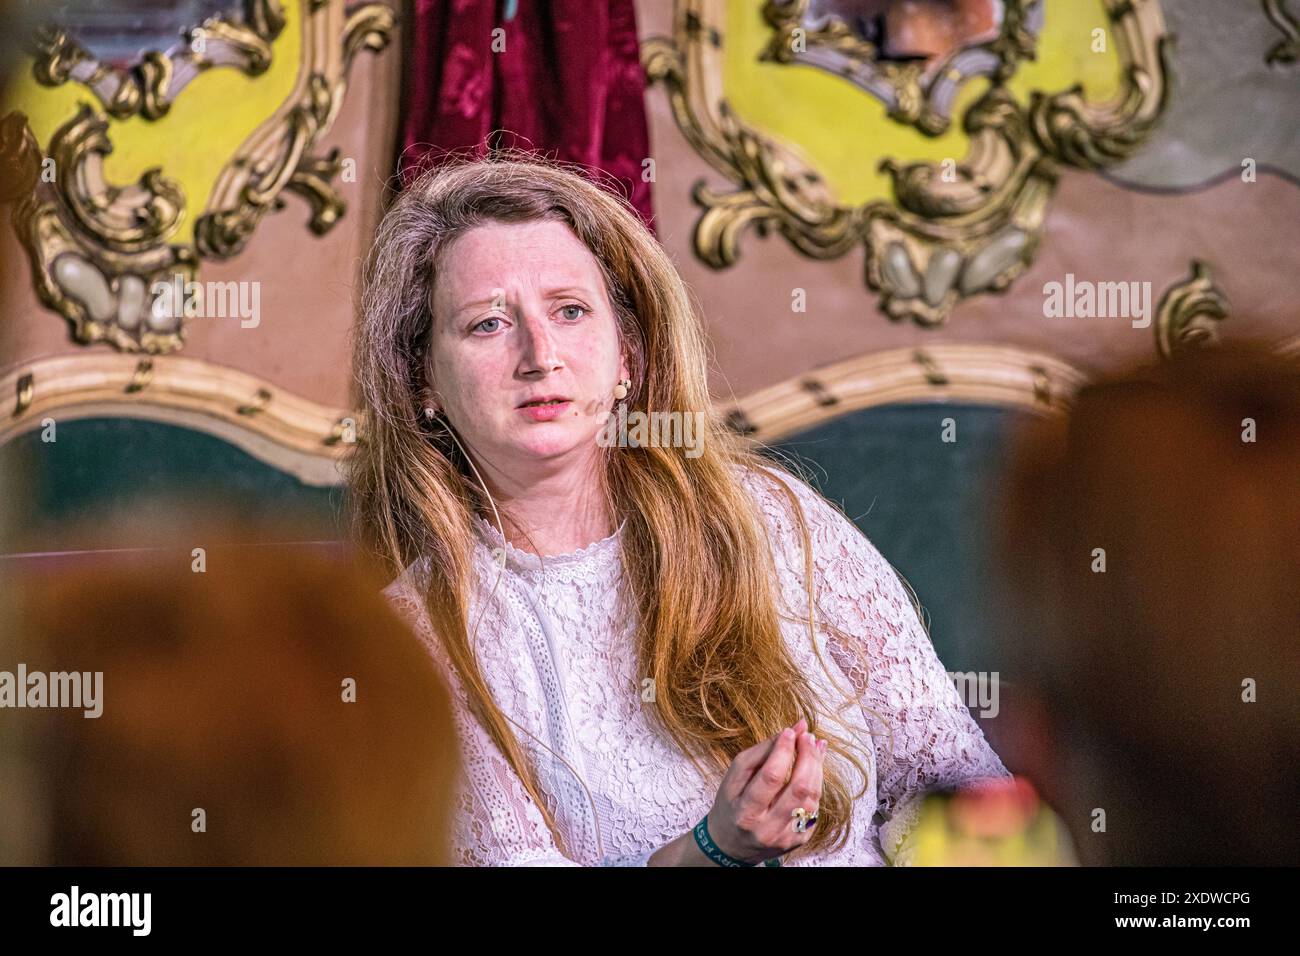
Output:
top-left (994, 344), bottom-right (1300, 866)
top-left (1, 508), bottom-right (459, 865)
top-left (904, 775), bottom-right (1079, 866)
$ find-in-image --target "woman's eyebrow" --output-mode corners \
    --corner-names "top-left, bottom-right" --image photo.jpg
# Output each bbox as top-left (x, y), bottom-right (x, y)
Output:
top-left (450, 294), bottom-right (497, 317)
top-left (541, 284), bottom-right (595, 298)
top-left (453, 285), bottom-right (596, 315)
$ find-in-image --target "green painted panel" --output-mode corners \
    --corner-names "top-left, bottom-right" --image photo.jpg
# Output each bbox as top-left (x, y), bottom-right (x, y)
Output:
top-left (2, 418), bottom-right (345, 552)
top-left (762, 403), bottom-right (1028, 672)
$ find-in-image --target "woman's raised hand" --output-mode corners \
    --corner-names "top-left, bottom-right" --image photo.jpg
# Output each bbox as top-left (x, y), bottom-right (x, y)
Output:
top-left (705, 717), bottom-right (827, 865)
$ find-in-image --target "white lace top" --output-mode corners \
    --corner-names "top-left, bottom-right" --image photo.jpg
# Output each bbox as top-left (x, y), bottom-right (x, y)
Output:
top-left (383, 464), bottom-right (1010, 866)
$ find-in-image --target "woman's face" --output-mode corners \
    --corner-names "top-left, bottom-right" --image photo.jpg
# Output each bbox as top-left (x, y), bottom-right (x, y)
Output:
top-left (426, 219), bottom-right (629, 473)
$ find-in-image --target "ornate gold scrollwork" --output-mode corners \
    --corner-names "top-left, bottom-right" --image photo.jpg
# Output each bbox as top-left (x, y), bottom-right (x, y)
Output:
top-left (1155, 260), bottom-right (1229, 360)
top-left (5, 0), bottom-right (395, 353)
top-left (196, 4), bottom-right (394, 259)
top-left (1027, 6), bottom-right (1172, 169)
top-left (644, 0), bottom-right (1169, 329)
top-left (11, 103), bottom-right (197, 352)
top-left (758, 0), bottom-right (1039, 137)
top-left (0, 110), bottom-right (42, 202)
top-left (1263, 0), bottom-right (1300, 65)
top-left (28, 1), bottom-right (288, 121)
top-left (195, 1), bottom-right (393, 259)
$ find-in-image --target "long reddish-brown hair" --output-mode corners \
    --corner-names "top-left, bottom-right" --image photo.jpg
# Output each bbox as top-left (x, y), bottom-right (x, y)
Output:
top-left (347, 151), bottom-right (879, 860)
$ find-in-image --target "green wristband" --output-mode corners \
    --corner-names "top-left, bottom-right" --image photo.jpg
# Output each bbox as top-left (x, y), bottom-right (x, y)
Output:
top-left (693, 815), bottom-right (782, 867)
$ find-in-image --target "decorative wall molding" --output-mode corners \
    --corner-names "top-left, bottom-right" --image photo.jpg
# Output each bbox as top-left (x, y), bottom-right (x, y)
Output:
top-left (724, 326), bottom-right (1300, 444)
top-left (5, 344), bottom-right (1084, 482)
top-left (643, 0), bottom-right (1170, 328)
top-left (720, 344), bottom-right (1089, 442)
top-left (3, 0), bottom-right (394, 354)
top-left (11, 336), bottom-right (1299, 485)
top-left (2, 353), bottom-right (358, 486)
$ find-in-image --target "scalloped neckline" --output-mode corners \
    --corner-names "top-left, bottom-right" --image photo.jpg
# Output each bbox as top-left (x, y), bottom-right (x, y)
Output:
top-left (471, 512), bottom-right (625, 571)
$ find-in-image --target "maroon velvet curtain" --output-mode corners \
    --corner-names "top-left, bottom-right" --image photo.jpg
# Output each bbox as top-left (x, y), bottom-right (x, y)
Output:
top-left (397, 0), bottom-right (655, 234)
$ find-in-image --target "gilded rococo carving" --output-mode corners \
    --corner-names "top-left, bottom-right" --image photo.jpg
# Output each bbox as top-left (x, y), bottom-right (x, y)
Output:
top-left (3, 0), bottom-right (394, 353)
top-left (643, 0), bottom-right (1171, 328)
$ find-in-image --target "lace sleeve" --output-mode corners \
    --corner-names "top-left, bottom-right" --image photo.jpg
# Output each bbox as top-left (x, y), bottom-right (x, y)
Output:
top-left (746, 466), bottom-right (1012, 865)
top-left (383, 569), bottom-right (656, 867)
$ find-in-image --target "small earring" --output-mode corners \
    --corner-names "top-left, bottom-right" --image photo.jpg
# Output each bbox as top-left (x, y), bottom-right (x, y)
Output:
top-left (424, 406), bottom-right (437, 420)
top-left (613, 379), bottom-right (630, 400)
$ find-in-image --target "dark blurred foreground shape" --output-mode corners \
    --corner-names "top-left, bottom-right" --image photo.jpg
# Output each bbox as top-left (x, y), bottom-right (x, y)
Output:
top-left (1, 514), bottom-right (458, 865)
top-left (995, 344), bottom-right (1300, 866)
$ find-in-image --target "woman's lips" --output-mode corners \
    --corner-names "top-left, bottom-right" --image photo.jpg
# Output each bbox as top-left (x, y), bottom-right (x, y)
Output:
top-left (517, 400), bottom-right (572, 422)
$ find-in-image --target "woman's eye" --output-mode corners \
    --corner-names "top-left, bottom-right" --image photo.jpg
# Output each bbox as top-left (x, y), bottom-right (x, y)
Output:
top-left (473, 317), bottom-right (501, 334)
top-left (559, 304), bottom-right (587, 321)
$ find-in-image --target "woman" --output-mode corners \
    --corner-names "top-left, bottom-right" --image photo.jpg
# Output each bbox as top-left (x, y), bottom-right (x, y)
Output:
top-left (349, 152), bottom-right (1009, 866)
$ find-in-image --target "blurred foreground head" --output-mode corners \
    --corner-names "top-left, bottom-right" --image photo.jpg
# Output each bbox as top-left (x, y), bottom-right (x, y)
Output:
top-left (1, 515), bottom-right (457, 865)
top-left (997, 344), bottom-right (1300, 865)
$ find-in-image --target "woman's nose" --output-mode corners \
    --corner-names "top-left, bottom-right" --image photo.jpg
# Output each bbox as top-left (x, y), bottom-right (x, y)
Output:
top-left (518, 313), bottom-right (563, 373)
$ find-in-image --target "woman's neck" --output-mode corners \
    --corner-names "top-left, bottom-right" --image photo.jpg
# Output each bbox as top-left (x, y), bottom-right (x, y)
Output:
top-left (474, 454), bottom-right (614, 557)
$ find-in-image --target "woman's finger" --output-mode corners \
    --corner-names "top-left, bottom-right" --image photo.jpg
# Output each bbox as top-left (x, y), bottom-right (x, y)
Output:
top-left (739, 725), bottom-right (799, 810)
top-left (772, 731), bottom-right (824, 835)
top-left (719, 732), bottom-right (780, 803)
top-left (724, 718), bottom-right (807, 801)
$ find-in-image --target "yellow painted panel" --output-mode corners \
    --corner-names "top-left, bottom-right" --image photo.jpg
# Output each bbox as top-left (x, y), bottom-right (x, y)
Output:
top-left (1007, 0), bottom-right (1122, 105)
top-left (0, 1), bottom-right (304, 244)
top-left (722, 0), bottom-right (1124, 207)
